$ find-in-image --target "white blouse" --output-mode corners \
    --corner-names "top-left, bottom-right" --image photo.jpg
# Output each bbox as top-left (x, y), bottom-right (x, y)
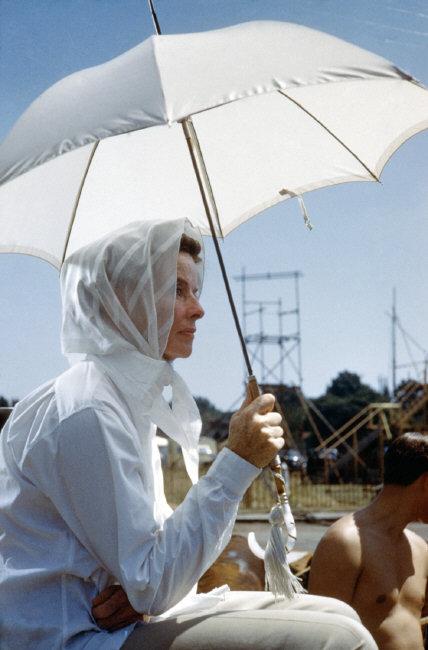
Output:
top-left (0, 360), bottom-right (259, 649)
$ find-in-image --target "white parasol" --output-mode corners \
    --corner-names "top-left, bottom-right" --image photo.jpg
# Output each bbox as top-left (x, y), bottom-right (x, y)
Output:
top-left (0, 20), bottom-right (427, 267)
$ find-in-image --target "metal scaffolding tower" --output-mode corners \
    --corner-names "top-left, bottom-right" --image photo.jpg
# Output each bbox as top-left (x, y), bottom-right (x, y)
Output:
top-left (390, 288), bottom-right (428, 393)
top-left (234, 269), bottom-right (303, 386)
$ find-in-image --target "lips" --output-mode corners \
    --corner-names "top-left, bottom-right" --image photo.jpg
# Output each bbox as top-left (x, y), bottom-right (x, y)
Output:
top-left (180, 329), bottom-right (196, 336)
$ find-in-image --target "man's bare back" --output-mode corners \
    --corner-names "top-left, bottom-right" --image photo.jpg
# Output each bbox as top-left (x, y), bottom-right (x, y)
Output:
top-left (309, 509), bottom-right (428, 650)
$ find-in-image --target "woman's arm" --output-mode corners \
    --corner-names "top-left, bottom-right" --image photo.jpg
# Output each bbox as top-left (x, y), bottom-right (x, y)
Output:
top-left (23, 405), bottom-right (259, 616)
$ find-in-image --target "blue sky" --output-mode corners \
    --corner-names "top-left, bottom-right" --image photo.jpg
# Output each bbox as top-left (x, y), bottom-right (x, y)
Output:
top-left (0, 0), bottom-right (427, 410)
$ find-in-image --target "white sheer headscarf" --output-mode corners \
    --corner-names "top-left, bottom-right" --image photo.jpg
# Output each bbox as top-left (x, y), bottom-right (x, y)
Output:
top-left (60, 218), bottom-right (204, 483)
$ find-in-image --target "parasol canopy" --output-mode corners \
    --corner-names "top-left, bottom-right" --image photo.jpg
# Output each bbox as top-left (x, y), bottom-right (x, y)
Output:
top-left (0, 20), bottom-right (427, 268)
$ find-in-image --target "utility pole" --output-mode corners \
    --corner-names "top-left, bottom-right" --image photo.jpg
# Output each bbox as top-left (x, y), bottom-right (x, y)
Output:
top-left (391, 288), bottom-right (397, 395)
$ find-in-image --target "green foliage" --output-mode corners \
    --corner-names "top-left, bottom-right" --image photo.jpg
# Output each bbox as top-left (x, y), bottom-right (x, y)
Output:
top-left (194, 396), bottom-right (222, 419)
top-left (328, 371), bottom-right (368, 398)
top-left (394, 377), bottom-right (419, 399)
top-left (311, 371), bottom-right (387, 439)
top-left (195, 370), bottom-right (390, 448)
top-left (194, 396), bottom-right (226, 438)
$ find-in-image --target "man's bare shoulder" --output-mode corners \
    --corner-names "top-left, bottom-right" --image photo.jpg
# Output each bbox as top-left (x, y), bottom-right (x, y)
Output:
top-left (309, 513), bottom-right (362, 602)
top-left (321, 513), bottom-right (361, 549)
top-left (405, 529), bottom-right (428, 571)
top-left (329, 513), bottom-right (359, 532)
top-left (404, 527), bottom-right (427, 550)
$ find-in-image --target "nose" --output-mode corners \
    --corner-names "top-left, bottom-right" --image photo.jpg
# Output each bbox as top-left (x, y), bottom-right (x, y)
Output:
top-left (190, 294), bottom-right (204, 320)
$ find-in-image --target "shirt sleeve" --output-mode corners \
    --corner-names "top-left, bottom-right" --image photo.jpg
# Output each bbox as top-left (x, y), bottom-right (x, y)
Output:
top-left (22, 405), bottom-right (260, 615)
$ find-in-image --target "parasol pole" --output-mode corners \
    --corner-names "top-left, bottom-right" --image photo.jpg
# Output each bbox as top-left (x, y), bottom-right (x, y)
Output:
top-left (147, 0), bottom-right (162, 35)
top-left (181, 116), bottom-right (284, 484)
top-left (148, 0), bottom-right (303, 599)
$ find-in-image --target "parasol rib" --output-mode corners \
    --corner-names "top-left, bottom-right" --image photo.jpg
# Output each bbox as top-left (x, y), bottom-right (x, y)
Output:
top-left (180, 120), bottom-right (224, 240)
top-left (181, 117), bottom-right (253, 377)
top-left (61, 141), bottom-right (100, 266)
top-left (277, 90), bottom-right (380, 182)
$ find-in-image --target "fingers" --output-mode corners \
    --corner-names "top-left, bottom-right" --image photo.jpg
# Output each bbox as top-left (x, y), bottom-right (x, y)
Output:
top-left (271, 435), bottom-right (285, 453)
top-left (92, 584), bottom-right (119, 607)
top-left (95, 604), bottom-right (143, 631)
top-left (92, 585), bottom-right (129, 620)
top-left (259, 410), bottom-right (282, 427)
top-left (261, 424), bottom-right (285, 451)
top-left (244, 392), bottom-right (275, 416)
top-left (260, 424), bottom-right (283, 438)
top-left (92, 585), bottom-right (144, 631)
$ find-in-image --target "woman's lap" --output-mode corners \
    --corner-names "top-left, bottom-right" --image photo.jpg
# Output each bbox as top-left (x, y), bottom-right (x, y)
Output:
top-left (122, 592), bottom-right (377, 649)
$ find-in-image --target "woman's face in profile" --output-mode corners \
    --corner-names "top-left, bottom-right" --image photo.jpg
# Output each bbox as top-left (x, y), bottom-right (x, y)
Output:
top-left (163, 252), bottom-right (204, 361)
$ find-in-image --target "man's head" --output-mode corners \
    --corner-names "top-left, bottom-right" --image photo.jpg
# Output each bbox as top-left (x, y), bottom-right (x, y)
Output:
top-left (384, 432), bottom-right (428, 521)
top-left (384, 432), bottom-right (428, 487)
top-left (163, 234), bottom-right (204, 361)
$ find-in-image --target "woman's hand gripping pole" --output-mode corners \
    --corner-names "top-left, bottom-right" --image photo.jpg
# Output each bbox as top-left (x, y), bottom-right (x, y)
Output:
top-left (245, 375), bottom-right (305, 600)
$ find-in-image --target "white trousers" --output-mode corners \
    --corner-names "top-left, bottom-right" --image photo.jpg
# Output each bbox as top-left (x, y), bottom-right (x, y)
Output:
top-left (122, 591), bottom-right (378, 649)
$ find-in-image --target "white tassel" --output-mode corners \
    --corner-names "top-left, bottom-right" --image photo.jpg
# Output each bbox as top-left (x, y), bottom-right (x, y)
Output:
top-left (264, 503), bottom-right (306, 600)
top-left (279, 188), bottom-right (314, 230)
top-left (297, 195), bottom-right (314, 231)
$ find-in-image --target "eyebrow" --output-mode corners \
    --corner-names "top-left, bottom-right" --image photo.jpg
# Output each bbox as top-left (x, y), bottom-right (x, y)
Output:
top-left (177, 276), bottom-right (199, 294)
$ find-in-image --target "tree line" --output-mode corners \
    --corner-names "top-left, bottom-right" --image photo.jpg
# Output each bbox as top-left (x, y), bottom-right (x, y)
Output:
top-left (195, 370), bottom-right (395, 446)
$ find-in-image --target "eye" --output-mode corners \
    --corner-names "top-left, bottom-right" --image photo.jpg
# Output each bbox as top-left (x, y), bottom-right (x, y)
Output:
top-left (176, 283), bottom-right (184, 297)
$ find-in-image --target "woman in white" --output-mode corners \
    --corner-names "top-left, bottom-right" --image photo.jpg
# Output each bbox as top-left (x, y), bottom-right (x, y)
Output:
top-left (0, 218), bottom-right (377, 649)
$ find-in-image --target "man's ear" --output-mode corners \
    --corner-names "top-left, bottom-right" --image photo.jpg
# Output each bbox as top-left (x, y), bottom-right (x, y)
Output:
top-left (415, 472), bottom-right (428, 501)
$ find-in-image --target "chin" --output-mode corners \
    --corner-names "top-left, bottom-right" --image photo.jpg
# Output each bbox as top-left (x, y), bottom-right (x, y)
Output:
top-left (177, 347), bottom-right (193, 359)
top-left (164, 346), bottom-right (193, 361)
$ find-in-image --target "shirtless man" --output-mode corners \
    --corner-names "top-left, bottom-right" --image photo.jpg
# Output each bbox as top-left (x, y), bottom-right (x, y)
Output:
top-left (309, 432), bottom-right (428, 650)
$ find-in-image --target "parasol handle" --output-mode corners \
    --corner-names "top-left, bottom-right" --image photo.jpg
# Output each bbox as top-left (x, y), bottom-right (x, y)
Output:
top-left (246, 375), bottom-right (286, 500)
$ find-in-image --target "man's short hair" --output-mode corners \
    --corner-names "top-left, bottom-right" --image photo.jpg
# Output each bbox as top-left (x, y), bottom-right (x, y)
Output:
top-left (384, 432), bottom-right (428, 486)
top-left (179, 234), bottom-right (202, 263)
